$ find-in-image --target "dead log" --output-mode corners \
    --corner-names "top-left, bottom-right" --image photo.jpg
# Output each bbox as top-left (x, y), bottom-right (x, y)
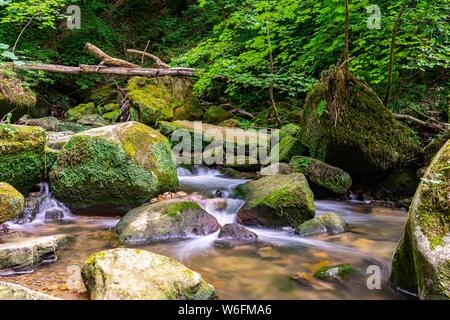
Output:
top-left (85, 43), bottom-right (138, 68)
top-left (0, 63), bottom-right (197, 77)
top-left (394, 113), bottom-right (450, 130)
top-left (127, 49), bottom-right (171, 69)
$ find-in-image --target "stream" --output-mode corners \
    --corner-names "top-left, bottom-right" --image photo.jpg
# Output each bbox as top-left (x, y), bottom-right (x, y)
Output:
top-left (0, 166), bottom-right (406, 300)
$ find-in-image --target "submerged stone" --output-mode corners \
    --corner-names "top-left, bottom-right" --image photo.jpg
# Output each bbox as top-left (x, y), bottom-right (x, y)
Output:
top-left (0, 234), bottom-right (72, 275)
top-left (81, 248), bottom-right (216, 300)
top-left (314, 264), bottom-right (356, 280)
top-left (0, 282), bottom-right (61, 300)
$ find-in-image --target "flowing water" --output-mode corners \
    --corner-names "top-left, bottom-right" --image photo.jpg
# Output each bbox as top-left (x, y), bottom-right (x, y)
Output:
top-left (0, 166), bottom-right (407, 300)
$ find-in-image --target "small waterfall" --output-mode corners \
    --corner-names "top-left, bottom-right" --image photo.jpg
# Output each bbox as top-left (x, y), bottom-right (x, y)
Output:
top-left (34, 182), bottom-right (73, 222)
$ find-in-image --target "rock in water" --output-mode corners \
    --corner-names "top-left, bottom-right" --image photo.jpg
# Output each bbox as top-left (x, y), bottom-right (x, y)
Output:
top-left (0, 282), bottom-right (61, 300)
top-left (237, 173), bottom-right (315, 228)
top-left (49, 122), bottom-right (178, 215)
top-left (115, 199), bottom-right (220, 243)
top-left (0, 183), bottom-right (24, 224)
top-left (0, 234), bottom-right (72, 275)
top-left (314, 264), bottom-right (356, 280)
top-left (218, 224), bottom-right (258, 242)
top-left (81, 248), bottom-right (216, 300)
top-left (0, 125), bottom-right (47, 192)
top-left (391, 140), bottom-right (450, 299)
top-left (289, 156), bottom-right (352, 195)
top-left (296, 213), bottom-right (348, 236)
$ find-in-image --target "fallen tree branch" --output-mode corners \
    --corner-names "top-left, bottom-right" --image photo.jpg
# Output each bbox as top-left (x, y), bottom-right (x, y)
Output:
top-left (394, 113), bottom-right (449, 130)
top-left (127, 49), bottom-right (170, 69)
top-left (85, 43), bottom-right (139, 68)
top-left (229, 108), bottom-right (255, 120)
top-left (0, 63), bottom-right (197, 77)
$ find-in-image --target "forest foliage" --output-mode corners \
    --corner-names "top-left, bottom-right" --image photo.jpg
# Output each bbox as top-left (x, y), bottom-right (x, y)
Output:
top-left (0, 0), bottom-right (448, 122)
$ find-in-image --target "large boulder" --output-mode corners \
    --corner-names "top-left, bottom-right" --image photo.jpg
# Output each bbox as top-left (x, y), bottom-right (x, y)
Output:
top-left (0, 125), bottom-right (46, 192)
top-left (0, 234), bottom-right (72, 275)
top-left (81, 248), bottom-right (216, 300)
top-left (296, 213), bottom-right (348, 237)
top-left (0, 282), bottom-right (60, 300)
top-left (289, 156), bottom-right (352, 195)
top-left (297, 71), bottom-right (421, 173)
top-left (49, 122), bottom-right (178, 215)
top-left (391, 140), bottom-right (450, 299)
top-left (127, 77), bottom-right (200, 125)
top-left (0, 72), bottom-right (36, 122)
top-left (0, 183), bottom-right (24, 224)
top-left (203, 106), bottom-right (232, 124)
top-left (115, 199), bottom-right (220, 243)
top-left (237, 173), bottom-right (315, 227)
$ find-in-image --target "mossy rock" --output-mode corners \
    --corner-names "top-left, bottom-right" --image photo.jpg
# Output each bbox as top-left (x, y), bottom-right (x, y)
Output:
top-left (0, 124), bottom-right (46, 192)
top-left (0, 282), bottom-right (60, 300)
top-left (173, 104), bottom-right (203, 121)
top-left (390, 139), bottom-right (450, 299)
top-left (81, 248), bottom-right (216, 300)
top-left (90, 84), bottom-right (118, 106)
top-left (49, 122), bottom-right (178, 215)
top-left (0, 183), bottom-right (24, 224)
top-left (289, 156), bottom-right (352, 195)
top-left (102, 110), bottom-right (120, 123)
top-left (203, 106), bottom-right (232, 124)
top-left (219, 118), bottom-right (241, 127)
top-left (0, 72), bottom-right (36, 122)
top-left (314, 264), bottom-right (356, 280)
top-left (424, 130), bottom-right (450, 166)
top-left (375, 168), bottom-right (419, 200)
top-left (237, 173), bottom-right (315, 228)
top-left (296, 213), bottom-right (348, 236)
top-left (127, 76), bottom-right (200, 125)
top-left (18, 116), bottom-right (60, 131)
top-left (64, 102), bottom-right (97, 122)
top-left (298, 76), bottom-right (421, 173)
top-left (115, 199), bottom-right (220, 243)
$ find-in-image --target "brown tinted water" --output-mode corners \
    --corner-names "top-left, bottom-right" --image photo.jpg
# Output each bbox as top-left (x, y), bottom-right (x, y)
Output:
top-left (0, 169), bottom-right (407, 300)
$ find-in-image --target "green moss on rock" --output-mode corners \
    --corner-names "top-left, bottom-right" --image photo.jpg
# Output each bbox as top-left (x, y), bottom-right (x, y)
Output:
top-left (296, 212), bottom-right (348, 236)
top-left (0, 125), bottom-right (46, 192)
top-left (65, 102), bottom-right (97, 122)
top-left (289, 156), bottom-right (352, 194)
top-left (298, 80), bottom-right (421, 173)
top-left (390, 140), bottom-right (450, 299)
top-left (237, 173), bottom-right (315, 228)
top-left (49, 122), bottom-right (178, 214)
top-left (203, 106), bottom-right (232, 124)
top-left (314, 264), bottom-right (356, 280)
top-left (0, 182), bottom-right (24, 224)
top-left (0, 72), bottom-right (36, 122)
top-left (127, 77), bottom-right (200, 125)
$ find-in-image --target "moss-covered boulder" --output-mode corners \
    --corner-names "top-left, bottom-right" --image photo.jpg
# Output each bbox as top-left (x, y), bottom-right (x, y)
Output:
top-left (289, 156), bottom-right (352, 195)
top-left (278, 124), bottom-right (305, 162)
top-left (173, 104), bottom-right (204, 121)
top-left (297, 70), bottom-right (421, 173)
top-left (0, 125), bottom-right (46, 192)
top-left (0, 72), bottom-right (36, 122)
top-left (65, 102), bottom-right (97, 122)
top-left (115, 199), bottom-right (220, 243)
top-left (49, 122), bottom-right (178, 215)
top-left (390, 140), bottom-right (450, 299)
top-left (424, 130), bottom-right (450, 166)
top-left (203, 106), bottom-right (232, 124)
top-left (0, 282), bottom-right (61, 300)
top-left (374, 168), bottom-right (419, 200)
top-left (0, 183), bottom-right (24, 224)
top-left (296, 213), bottom-right (348, 237)
top-left (81, 248), bottom-right (216, 300)
top-left (127, 77), bottom-right (200, 125)
top-left (237, 173), bottom-right (315, 227)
